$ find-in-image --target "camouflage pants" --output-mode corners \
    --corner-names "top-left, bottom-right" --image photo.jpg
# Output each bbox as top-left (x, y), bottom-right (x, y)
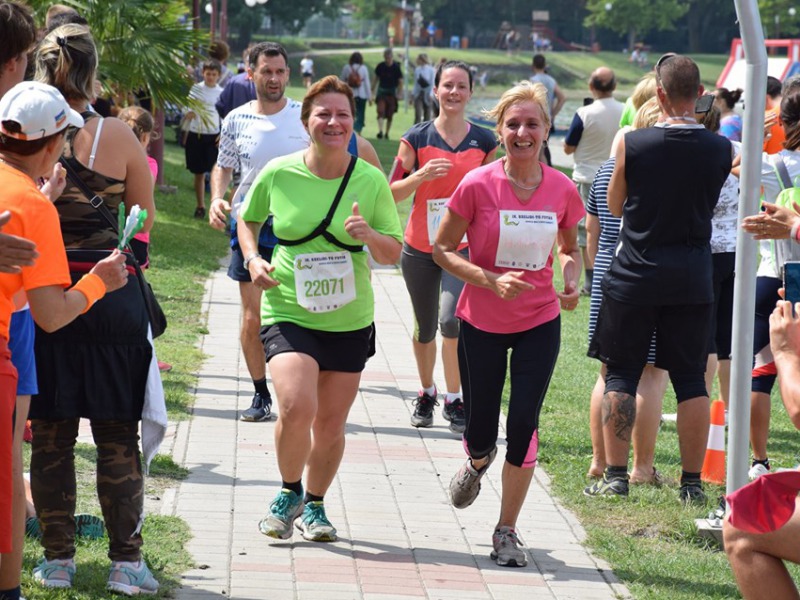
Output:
top-left (29, 419), bottom-right (144, 562)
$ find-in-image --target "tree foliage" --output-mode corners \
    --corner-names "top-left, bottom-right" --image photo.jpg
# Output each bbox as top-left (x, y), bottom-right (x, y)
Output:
top-left (585, 0), bottom-right (690, 49)
top-left (225, 0), bottom-right (347, 44)
top-left (27, 0), bottom-right (204, 110)
top-left (758, 0), bottom-right (800, 37)
top-left (348, 0), bottom-right (397, 22)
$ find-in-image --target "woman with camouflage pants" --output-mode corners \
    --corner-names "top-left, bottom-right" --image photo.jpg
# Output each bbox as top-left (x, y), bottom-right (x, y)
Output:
top-left (27, 24), bottom-right (160, 595)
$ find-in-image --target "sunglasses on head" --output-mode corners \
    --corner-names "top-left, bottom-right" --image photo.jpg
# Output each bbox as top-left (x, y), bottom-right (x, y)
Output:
top-left (655, 52), bottom-right (677, 84)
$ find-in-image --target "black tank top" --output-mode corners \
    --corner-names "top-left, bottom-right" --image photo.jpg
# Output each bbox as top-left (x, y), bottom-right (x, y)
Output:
top-left (56, 112), bottom-right (126, 249)
top-left (604, 125), bottom-right (732, 305)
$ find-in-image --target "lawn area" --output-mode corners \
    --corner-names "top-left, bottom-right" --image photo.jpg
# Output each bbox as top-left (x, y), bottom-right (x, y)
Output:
top-left (276, 40), bottom-right (729, 95)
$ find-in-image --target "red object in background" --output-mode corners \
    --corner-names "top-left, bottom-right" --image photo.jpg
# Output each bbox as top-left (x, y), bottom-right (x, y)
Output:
top-left (726, 470), bottom-right (800, 534)
top-left (23, 420), bottom-right (32, 443)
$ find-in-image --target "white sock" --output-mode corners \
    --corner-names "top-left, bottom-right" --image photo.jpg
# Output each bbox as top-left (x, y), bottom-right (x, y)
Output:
top-left (422, 384), bottom-right (436, 397)
top-left (445, 392), bottom-right (461, 405)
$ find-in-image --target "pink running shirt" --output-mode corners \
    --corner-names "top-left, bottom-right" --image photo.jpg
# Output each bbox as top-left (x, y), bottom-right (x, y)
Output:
top-left (447, 159), bottom-right (585, 334)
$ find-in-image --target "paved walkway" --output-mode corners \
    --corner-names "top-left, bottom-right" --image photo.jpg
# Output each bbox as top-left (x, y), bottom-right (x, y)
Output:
top-left (161, 264), bottom-right (630, 600)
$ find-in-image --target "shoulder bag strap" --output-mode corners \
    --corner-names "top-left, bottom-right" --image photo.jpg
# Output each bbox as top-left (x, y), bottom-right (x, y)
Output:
top-left (771, 153), bottom-right (794, 191)
top-left (277, 154), bottom-right (363, 252)
top-left (59, 156), bottom-right (119, 234)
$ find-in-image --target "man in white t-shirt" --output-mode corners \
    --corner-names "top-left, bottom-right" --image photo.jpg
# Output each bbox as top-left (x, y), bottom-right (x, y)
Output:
top-left (209, 42), bottom-right (309, 422)
top-left (563, 66), bottom-right (624, 294)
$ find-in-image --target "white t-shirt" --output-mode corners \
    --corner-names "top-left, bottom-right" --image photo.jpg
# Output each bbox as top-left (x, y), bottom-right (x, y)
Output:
top-left (300, 58), bottom-right (314, 75)
top-left (566, 97), bottom-right (625, 184)
top-left (710, 141), bottom-right (741, 254)
top-left (185, 82), bottom-right (223, 134)
top-left (217, 99), bottom-right (310, 218)
top-left (758, 148), bottom-right (800, 278)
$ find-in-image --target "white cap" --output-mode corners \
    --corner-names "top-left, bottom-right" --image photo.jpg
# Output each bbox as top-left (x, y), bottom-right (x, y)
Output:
top-left (0, 81), bottom-right (84, 140)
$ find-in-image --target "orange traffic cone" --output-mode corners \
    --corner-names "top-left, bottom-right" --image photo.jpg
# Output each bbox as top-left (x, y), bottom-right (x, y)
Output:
top-left (701, 399), bottom-right (726, 485)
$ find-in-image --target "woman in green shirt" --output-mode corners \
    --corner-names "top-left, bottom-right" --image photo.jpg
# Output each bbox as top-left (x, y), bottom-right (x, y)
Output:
top-left (238, 75), bottom-right (402, 543)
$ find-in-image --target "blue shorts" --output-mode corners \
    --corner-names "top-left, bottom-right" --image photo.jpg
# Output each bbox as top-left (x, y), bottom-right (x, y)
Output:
top-left (227, 244), bottom-right (274, 282)
top-left (8, 309), bottom-right (37, 396)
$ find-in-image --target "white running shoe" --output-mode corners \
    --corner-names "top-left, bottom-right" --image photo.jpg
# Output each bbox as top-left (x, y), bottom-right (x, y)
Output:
top-left (748, 462), bottom-right (770, 480)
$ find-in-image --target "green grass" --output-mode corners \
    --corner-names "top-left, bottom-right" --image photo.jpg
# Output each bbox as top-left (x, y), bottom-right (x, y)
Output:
top-left (19, 140), bottom-right (222, 598)
top-left (277, 40), bottom-right (729, 95)
top-left (145, 143), bottom-right (230, 419)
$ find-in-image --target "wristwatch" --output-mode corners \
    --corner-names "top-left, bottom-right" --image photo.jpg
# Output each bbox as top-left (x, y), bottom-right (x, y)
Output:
top-left (243, 252), bottom-right (261, 269)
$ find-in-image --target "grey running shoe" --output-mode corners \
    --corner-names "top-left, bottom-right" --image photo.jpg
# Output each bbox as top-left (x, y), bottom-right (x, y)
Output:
top-left (491, 526), bottom-right (528, 567)
top-left (296, 501), bottom-right (337, 542)
top-left (583, 474), bottom-right (629, 498)
top-left (259, 489), bottom-right (304, 539)
top-left (241, 391), bottom-right (272, 422)
top-left (679, 481), bottom-right (707, 506)
top-left (410, 389), bottom-right (438, 428)
top-left (449, 446), bottom-right (498, 509)
top-left (442, 398), bottom-right (466, 434)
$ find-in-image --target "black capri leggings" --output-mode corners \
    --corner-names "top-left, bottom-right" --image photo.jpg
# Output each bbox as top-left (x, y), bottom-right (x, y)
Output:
top-left (458, 316), bottom-right (560, 468)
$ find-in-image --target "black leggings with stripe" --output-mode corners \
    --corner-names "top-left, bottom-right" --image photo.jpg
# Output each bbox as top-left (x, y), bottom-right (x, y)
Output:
top-left (459, 316), bottom-right (560, 468)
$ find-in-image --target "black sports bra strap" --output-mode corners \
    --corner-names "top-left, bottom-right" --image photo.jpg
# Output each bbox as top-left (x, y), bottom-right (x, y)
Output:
top-left (277, 155), bottom-right (363, 252)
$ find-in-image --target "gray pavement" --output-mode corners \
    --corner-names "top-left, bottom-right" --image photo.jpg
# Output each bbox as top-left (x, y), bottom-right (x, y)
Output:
top-left (157, 263), bottom-right (630, 600)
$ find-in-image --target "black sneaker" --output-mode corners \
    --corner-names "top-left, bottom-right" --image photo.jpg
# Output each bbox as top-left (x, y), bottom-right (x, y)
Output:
top-left (679, 481), bottom-right (707, 506)
top-left (583, 474), bottom-right (629, 498)
top-left (376, 131), bottom-right (383, 139)
top-left (241, 391), bottom-right (272, 422)
top-left (442, 399), bottom-right (466, 434)
top-left (193, 206), bottom-right (206, 219)
top-left (410, 389), bottom-right (438, 427)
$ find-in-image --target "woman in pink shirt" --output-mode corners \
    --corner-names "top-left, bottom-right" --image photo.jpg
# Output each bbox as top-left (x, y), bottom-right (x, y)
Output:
top-left (433, 80), bottom-right (584, 568)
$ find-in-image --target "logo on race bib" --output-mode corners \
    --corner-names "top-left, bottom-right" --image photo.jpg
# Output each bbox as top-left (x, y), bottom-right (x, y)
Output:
top-left (495, 210), bottom-right (558, 272)
top-left (295, 258), bottom-right (313, 270)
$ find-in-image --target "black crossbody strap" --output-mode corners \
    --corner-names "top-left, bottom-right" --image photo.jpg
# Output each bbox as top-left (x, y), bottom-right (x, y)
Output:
top-left (59, 157), bottom-right (119, 234)
top-left (277, 155), bottom-right (363, 252)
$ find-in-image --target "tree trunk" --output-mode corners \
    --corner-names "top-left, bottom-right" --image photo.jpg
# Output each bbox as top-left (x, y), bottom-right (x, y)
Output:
top-left (628, 28), bottom-right (636, 52)
top-left (687, 1), bottom-right (702, 53)
top-left (151, 109), bottom-right (165, 186)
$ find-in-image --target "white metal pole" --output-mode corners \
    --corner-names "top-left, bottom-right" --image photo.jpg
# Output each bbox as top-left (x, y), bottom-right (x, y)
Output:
top-left (728, 0), bottom-right (768, 494)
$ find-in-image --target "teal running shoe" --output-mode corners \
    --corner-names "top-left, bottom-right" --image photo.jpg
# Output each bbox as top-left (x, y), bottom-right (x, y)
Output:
top-left (33, 557), bottom-right (75, 589)
top-left (259, 489), bottom-right (304, 540)
top-left (107, 559), bottom-right (159, 595)
top-left (296, 501), bottom-right (337, 542)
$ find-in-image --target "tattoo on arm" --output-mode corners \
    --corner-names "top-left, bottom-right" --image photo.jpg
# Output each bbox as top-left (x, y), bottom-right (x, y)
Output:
top-left (601, 391), bottom-right (636, 442)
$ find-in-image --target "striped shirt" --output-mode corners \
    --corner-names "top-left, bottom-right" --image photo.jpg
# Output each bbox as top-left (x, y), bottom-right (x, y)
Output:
top-left (586, 157), bottom-right (656, 362)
